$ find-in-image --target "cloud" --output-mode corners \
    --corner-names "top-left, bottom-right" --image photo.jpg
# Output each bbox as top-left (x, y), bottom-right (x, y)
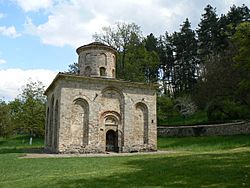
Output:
top-left (13, 0), bottom-right (53, 12)
top-left (0, 26), bottom-right (21, 38)
top-left (24, 0), bottom-right (110, 47)
top-left (0, 69), bottom-right (57, 101)
top-left (0, 13), bottom-right (5, 19)
top-left (0, 59), bottom-right (6, 64)
top-left (23, 0), bottom-right (250, 47)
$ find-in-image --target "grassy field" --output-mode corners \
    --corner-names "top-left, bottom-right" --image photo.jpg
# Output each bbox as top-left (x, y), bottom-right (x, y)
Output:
top-left (0, 135), bottom-right (250, 187)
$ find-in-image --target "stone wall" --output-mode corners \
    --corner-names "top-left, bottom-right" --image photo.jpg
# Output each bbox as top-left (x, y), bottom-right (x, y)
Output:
top-left (158, 121), bottom-right (250, 137)
top-left (45, 73), bottom-right (158, 153)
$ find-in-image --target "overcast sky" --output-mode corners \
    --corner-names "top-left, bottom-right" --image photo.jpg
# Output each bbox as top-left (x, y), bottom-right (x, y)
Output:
top-left (0, 0), bottom-right (249, 101)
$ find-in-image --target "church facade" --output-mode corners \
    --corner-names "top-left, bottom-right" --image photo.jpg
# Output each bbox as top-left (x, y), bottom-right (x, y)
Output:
top-left (44, 42), bottom-right (157, 153)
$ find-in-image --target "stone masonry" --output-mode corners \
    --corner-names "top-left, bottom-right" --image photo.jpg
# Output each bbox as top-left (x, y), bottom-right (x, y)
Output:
top-left (44, 42), bottom-right (158, 153)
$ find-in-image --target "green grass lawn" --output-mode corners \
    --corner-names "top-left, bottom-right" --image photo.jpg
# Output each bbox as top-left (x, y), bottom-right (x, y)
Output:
top-left (0, 135), bottom-right (250, 187)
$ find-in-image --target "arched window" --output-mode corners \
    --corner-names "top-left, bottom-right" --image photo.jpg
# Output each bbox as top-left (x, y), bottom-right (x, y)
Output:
top-left (100, 67), bottom-right (106, 76)
top-left (112, 69), bottom-right (115, 78)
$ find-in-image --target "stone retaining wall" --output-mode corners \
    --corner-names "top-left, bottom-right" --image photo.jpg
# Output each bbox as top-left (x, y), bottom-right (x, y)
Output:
top-left (158, 121), bottom-right (250, 137)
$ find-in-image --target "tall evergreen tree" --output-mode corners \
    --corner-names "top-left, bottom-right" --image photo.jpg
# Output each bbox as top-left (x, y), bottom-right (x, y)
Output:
top-left (171, 18), bottom-right (199, 96)
top-left (197, 5), bottom-right (220, 57)
top-left (157, 33), bottom-right (174, 95)
top-left (226, 4), bottom-right (250, 35)
top-left (145, 33), bottom-right (158, 52)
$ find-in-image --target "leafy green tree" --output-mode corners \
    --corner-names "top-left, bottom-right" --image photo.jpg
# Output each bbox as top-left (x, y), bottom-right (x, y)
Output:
top-left (11, 81), bottom-right (46, 137)
top-left (123, 42), bottom-right (159, 83)
top-left (8, 99), bottom-right (23, 135)
top-left (94, 22), bottom-right (159, 83)
top-left (93, 22), bottom-right (143, 79)
top-left (157, 95), bottom-right (175, 124)
top-left (232, 21), bottom-right (250, 108)
top-left (0, 99), bottom-right (11, 137)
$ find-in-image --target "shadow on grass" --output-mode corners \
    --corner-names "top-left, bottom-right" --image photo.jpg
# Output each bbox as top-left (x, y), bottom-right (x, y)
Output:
top-left (158, 135), bottom-right (250, 151)
top-left (0, 147), bottom-right (44, 154)
top-left (51, 151), bottom-right (250, 187)
top-left (0, 135), bottom-right (44, 154)
top-left (0, 140), bottom-right (6, 146)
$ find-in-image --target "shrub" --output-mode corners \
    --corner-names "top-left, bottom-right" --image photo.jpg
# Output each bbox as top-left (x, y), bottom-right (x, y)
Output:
top-left (206, 98), bottom-right (250, 121)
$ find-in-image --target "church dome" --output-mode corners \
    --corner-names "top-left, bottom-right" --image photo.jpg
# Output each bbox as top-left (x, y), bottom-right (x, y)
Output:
top-left (76, 42), bottom-right (117, 78)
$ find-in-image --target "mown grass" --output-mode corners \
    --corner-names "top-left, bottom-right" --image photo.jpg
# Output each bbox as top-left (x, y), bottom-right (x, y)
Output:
top-left (158, 135), bottom-right (250, 152)
top-left (0, 135), bottom-right (44, 154)
top-left (0, 135), bottom-right (250, 187)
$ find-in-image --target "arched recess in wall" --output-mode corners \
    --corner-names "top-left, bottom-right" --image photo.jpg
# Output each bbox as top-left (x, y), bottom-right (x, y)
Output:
top-left (102, 111), bottom-right (121, 126)
top-left (49, 95), bottom-right (54, 148)
top-left (71, 98), bottom-right (89, 146)
top-left (46, 107), bottom-right (49, 146)
top-left (84, 66), bottom-right (92, 76)
top-left (100, 67), bottom-right (106, 76)
top-left (135, 102), bottom-right (149, 144)
top-left (100, 53), bottom-right (107, 65)
top-left (85, 53), bottom-right (91, 64)
top-left (102, 111), bottom-right (121, 152)
top-left (54, 100), bottom-right (59, 151)
top-left (101, 86), bottom-right (124, 147)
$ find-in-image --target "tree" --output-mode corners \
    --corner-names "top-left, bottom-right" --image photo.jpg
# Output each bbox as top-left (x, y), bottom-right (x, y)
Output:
top-left (122, 41), bottom-right (159, 83)
top-left (143, 33), bottom-right (160, 83)
top-left (225, 4), bottom-right (250, 36)
top-left (13, 81), bottom-right (46, 137)
top-left (0, 99), bottom-right (11, 137)
top-left (194, 5), bottom-right (250, 120)
top-left (145, 33), bottom-right (158, 52)
top-left (171, 18), bottom-right (199, 96)
top-left (157, 95), bottom-right (175, 124)
top-left (197, 5), bottom-right (221, 58)
top-left (93, 22), bottom-right (143, 79)
top-left (232, 21), bottom-right (250, 108)
top-left (94, 22), bottom-right (160, 83)
top-left (157, 33), bottom-right (174, 96)
top-left (66, 62), bottom-right (79, 74)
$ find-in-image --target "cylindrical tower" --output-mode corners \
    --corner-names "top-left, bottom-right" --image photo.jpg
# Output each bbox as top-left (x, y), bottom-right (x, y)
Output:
top-left (76, 42), bottom-right (117, 78)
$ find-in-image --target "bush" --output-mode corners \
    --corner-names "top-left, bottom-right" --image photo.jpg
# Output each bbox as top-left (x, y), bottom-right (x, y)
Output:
top-left (157, 95), bottom-right (176, 124)
top-left (206, 98), bottom-right (250, 121)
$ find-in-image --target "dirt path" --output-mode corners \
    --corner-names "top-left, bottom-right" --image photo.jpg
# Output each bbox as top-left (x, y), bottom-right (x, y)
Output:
top-left (20, 150), bottom-right (175, 159)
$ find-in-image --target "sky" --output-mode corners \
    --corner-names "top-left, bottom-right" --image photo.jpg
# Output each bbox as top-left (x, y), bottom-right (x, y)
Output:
top-left (0, 0), bottom-right (249, 101)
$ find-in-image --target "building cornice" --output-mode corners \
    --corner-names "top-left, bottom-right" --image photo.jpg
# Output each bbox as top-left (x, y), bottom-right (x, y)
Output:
top-left (44, 73), bottom-right (159, 95)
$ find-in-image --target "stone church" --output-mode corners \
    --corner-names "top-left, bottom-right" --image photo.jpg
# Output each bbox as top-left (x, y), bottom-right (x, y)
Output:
top-left (44, 42), bottom-right (157, 153)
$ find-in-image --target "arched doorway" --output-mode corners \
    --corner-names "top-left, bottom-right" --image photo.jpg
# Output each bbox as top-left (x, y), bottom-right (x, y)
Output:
top-left (106, 130), bottom-right (118, 152)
